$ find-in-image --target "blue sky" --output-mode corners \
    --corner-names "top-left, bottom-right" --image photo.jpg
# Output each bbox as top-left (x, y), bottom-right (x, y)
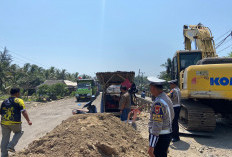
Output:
top-left (0, 0), bottom-right (231, 77)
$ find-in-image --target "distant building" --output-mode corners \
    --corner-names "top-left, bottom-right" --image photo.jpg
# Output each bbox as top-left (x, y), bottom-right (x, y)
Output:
top-left (37, 80), bottom-right (77, 92)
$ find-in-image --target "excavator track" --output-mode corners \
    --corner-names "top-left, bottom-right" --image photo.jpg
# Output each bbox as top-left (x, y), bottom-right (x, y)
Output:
top-left (179, 100), bottom-right (216, 132)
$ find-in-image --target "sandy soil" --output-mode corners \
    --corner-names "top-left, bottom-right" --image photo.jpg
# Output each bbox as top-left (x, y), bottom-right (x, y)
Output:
top-left (0, 97), bottom-right (84, 151)
top-left (16, 114), bottom-right (148, 157)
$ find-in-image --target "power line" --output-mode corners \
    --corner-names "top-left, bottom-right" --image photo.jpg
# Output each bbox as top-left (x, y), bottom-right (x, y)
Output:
top-left (0, 45), bottom-right (49, 68)
top-left (217, 44), bottom-right (232, 53)
top-left (11, 57), bottom-right (27, 65)
top-left (215, 29), bottom-right (232, 42)
top-left (9, 50), bottom-right (48, 68)
top-left (215, 31), bottom-right (232, 49)
top-left (11, 56), bottom-right (32, 66)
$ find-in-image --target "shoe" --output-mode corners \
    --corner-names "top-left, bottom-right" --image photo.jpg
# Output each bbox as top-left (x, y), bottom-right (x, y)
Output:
top-left (172, 138), bottom-right (180, 142)
top-left (7, 147), bottom-right (16, 153)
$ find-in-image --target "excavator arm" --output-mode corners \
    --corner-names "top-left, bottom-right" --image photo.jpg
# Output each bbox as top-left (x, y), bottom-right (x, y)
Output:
top-left (183, 23), bottom-right (217, 58)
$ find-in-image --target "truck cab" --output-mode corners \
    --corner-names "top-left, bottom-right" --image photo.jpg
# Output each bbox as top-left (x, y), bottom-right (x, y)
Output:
top-left (76, 79), bottom-right (96, 101)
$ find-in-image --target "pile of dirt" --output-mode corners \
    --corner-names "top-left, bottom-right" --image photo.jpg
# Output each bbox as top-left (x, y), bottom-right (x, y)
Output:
top-left (16, 113), bottom-right (149, 157)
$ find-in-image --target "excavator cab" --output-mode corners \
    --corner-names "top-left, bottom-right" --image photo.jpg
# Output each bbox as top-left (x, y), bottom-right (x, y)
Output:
top-left (171, 50), bottom-right (202, 87)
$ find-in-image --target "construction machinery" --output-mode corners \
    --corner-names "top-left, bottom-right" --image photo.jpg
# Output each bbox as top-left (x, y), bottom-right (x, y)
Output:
top-left (172, 23), bottom-right (232, 131)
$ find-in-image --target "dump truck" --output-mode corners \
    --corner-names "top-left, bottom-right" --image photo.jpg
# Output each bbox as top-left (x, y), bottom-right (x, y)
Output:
top-left (172, 23), bottom-right (232, 131)
top-left (75, 79), bottom-right (97, 102)
top-left (96, 71), bottom-right (135, 113)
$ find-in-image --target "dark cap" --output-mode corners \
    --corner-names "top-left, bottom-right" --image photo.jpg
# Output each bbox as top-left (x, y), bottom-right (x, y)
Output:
top-left (168, 79), bottom-right (178, 84)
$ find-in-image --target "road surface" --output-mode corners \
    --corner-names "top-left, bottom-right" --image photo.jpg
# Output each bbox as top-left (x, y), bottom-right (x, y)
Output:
top-left (0, 98), bottom-right (82, 151)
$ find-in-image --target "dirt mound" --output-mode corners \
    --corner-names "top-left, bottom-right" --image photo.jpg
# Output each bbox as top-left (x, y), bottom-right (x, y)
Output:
top-left (16, 113), bottom-right (148, 157)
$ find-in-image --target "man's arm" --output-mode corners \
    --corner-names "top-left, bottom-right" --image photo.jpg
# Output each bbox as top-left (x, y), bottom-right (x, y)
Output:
top-left (172, 89), bottom-right (178, 101)
top-left (22, 110), bottom-right (32, 125)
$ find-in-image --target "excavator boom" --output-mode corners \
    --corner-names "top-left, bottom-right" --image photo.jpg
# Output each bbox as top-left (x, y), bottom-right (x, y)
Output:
top-left (183, 24), bottom-right (216, 58)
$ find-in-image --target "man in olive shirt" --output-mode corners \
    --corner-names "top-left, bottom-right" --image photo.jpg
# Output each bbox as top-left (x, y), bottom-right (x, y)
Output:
top-left (0, 88), bottom-right (32, 157)
top-left (119, 85), bottom-right (131, 121)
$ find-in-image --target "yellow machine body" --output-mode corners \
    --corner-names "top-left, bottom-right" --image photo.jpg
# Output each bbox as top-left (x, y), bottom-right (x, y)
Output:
top-left (181, 64), bottom-right (232, 100)
top-left (171, 24), bottom-right (232, 131)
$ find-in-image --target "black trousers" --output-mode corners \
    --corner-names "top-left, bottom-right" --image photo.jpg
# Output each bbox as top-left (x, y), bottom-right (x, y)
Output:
top-left (153, 133), bottom-right (171, 157)
top-left (172, 106), bottom-right (181, 139)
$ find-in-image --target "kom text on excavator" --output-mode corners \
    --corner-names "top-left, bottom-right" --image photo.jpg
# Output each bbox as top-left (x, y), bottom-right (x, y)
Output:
top-left (172, 23), bottom-right (232, 132)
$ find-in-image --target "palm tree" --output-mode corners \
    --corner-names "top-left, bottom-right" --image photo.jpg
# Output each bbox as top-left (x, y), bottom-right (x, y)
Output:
top-left (49, 67), bottom-right (56, 79)
top-left (0, 47), bottom-right (12, 92)
top-left (23, 63), bottom-right (31, 73)
top-left (60, 69), bottom-right (67, 80)
top-left (160, 58), bottom-right (172, 80)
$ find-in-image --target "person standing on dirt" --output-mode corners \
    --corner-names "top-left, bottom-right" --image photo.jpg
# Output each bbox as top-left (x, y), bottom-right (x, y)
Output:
top-left (147, 77), bottom-right (174, 157)
top-left (119, 85), bottom-right (131, 121)
top-left (0, 88), bottom-right (32, 157)
top-left (167, 80), bottom-right (181, 142)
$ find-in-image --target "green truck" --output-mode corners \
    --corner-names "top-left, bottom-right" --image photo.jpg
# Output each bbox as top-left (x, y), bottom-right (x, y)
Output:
top-left (75, 79), bottom-right (98, 102)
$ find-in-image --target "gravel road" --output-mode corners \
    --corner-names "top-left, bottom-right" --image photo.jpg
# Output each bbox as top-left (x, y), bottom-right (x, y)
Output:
top-left (136, 112), bottom-right (232, 157)
top-left (0, 98), bottom-right (82, 151)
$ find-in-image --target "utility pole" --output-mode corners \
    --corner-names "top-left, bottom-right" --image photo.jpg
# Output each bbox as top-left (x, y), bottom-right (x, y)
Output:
top-left (141, 72), bottom-right (145, 90)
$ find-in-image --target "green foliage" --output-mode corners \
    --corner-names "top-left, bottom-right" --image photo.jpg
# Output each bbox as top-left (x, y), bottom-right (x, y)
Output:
top-left (37, 83), bottom-right (69, 101)
top-left (37, 85), bottom-right (50, 96)
top-left (158, 71), bottom-right (171, 81)
top-left (228, 52), bottom-right (232, 57)
top-left (134, 75), bottom-right (149, 91)
top-left (0, 47), bottom-right (12, 92)
top-left (80, 74), bottom-right (92, 79)
top-left (0, 47), bottom-right (93, 97)
top-left (49, 83), bottom-right (68, 100)
top-left (70, 91), bottom-right (76, 97)
top-left (159, 58), bottom-right (172, 81)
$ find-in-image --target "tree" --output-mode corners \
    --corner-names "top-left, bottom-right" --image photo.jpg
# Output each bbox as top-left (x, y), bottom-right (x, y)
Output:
top-left (0, 46), bottom-right (80, 95)
top-left (0, 47), bottom-right (12, 91)
top-left (228, 52), bottom-right (232, 57)
top-left (134, 75), bottom-right (149, 91)
top-left (56, 69), bottom-right (67, 80)
top-left (81, 74), bottom-right (92, 79)
top-left (159, 58), bottom-right (172, 80)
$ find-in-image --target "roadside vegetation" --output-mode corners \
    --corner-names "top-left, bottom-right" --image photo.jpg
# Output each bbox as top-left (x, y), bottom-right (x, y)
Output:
top-left (0, 47), bottom-right (91, 102)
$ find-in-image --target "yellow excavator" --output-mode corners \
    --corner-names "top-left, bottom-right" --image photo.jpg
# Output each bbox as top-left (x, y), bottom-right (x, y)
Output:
top-left (172, 23), bottom-right (232, 131)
